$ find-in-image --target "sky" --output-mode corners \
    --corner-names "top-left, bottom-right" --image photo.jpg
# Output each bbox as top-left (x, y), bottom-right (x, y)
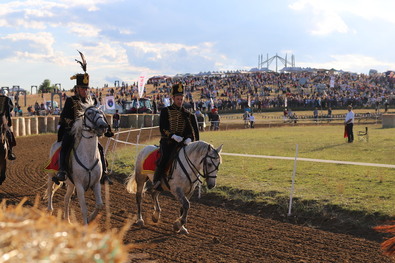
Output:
top-left (1, 0), bottom-right (395, 92)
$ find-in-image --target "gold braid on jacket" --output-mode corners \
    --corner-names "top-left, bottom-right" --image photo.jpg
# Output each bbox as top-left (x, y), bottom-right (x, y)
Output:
top-left (164, 105), bottom-right (196, 140)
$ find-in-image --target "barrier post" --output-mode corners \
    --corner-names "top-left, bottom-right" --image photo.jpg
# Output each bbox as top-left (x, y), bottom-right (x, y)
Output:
top-left (288, 144), bottom-right (298, 217)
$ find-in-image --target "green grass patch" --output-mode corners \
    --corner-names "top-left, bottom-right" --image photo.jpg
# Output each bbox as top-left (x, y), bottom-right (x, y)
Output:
top-left (108, 124), bottom-right (395, 237)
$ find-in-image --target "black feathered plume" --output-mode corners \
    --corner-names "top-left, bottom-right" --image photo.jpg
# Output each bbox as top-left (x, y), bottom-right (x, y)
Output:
top-left (75, 50), bottom-right (87, 73)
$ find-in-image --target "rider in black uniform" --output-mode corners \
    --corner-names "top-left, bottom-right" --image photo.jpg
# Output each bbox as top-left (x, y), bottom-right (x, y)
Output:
top-left (52, 51), bottom-right (114, 185)
top-left (152, 83), bottom-right (200, 190)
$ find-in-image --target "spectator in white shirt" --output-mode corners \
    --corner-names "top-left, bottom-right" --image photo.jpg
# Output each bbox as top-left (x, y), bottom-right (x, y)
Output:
top-left (344, 105), bottom-right (355, 143)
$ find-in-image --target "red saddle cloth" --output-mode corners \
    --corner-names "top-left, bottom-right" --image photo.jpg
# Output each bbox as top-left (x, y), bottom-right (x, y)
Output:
top-left (44, 145), bottom-right (61, 172)
top-left (142, 148), bottom-right (160, 174)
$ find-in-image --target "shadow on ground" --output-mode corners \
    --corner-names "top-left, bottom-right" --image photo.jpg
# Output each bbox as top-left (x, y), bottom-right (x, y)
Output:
top-left (193, 186), bottom-right (394, 242)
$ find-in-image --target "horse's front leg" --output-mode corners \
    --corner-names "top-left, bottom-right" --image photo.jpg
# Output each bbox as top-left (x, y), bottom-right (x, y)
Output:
top-left (88, 182), bottom-right (103, 223)
top-left (173, 187), bottom-right (190, 234)
top-left (64, 183), bottom-right (75, 224)
top-left (74, 184), bottom-right (89, 225)
top-left (151, 190), bottom-right (161, 223)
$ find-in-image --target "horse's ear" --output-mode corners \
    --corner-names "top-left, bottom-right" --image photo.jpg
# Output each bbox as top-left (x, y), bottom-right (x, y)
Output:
top-left (216, 144), bottom-right (223, 153)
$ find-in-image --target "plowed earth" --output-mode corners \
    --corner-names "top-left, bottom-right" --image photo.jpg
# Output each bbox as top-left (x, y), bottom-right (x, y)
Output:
top-left (0, 129), bottom-right (393, 263)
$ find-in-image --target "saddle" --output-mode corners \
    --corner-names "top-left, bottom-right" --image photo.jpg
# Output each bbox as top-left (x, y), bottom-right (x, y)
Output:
top-left (142, 148), bottom-right (160, 173)
top-left (44, 145), bottom-right (61, 172)
top-left (142, 147), bottom-right (175, 176)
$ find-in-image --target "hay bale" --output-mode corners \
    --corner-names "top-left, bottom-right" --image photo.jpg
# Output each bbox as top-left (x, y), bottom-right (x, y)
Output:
top-left (0, 197), bottom-right (131, 263)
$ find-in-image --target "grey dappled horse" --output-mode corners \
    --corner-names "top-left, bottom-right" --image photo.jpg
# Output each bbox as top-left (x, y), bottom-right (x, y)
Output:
top-left (46, 105), bottom-right (108, 224)
top-left (126, 141), bottom-right (223, 234)
top-left (0, 116), bottom-right (8, 185)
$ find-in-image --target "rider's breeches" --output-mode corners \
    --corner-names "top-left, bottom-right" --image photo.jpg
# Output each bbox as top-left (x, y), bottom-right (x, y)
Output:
top-left (59, 132), bottom-right (74, 171)
top-left (155, 140), bottom-right (178, 175)
top-left (6, 130), bottom-right (16, 147)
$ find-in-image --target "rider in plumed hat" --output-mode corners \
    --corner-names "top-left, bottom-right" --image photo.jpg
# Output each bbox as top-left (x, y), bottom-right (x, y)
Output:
top-left (52, 51), bottom-right (114, 185)
top-left (152, 83), bottom-right (200, 190)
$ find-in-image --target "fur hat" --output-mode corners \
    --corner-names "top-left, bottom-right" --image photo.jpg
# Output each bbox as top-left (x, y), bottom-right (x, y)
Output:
top-left (171, 83), bottom-right (184, 96)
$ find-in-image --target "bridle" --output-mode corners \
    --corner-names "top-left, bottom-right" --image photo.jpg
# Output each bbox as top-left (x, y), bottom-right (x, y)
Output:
top-left (81, 106), bottom-right (107, 138)
top-left (176, 144), bottom-right (220, 188)
top-left (72, 106), bottom-right (104, 190)
top-left (200, 144), bottom-right (221, 179)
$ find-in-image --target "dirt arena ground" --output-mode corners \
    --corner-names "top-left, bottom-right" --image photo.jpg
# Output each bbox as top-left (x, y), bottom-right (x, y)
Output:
top-left (0, 129), bottom-right (393, 263)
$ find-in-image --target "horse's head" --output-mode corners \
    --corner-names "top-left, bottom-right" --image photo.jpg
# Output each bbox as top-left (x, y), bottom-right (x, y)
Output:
top-left (202, 144), bottom-right (223, 189)
top-left (83, 106), bottom-right (108, 137)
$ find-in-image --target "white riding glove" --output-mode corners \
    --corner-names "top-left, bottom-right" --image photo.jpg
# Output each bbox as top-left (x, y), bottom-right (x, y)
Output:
top-left (171, 134), bottom-right (183, 143)
top-left (184, 138), bottom-right (192, 145)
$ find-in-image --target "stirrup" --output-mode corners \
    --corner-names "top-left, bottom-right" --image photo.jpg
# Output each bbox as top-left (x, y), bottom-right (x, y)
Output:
top-left (52, 170), bottom-right (67, 185)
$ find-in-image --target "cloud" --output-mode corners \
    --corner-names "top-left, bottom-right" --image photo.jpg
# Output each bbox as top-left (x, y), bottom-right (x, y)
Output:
top-left (300, 54), bottom-right (395, 73)
top-left (0, 32), bottom-right (55, 58)
top-left (60, 0), bottom-right (120, 12)
top-left (123, 41), bottom-right (236, 74)
top-left (289, 0), bottom-right (349, 35)
top-left (67, 22), bottom-right (101, 37)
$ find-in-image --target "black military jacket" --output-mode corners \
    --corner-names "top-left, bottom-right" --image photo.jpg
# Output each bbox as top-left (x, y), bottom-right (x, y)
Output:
top-left (159, 104), bottom-right (199, 142)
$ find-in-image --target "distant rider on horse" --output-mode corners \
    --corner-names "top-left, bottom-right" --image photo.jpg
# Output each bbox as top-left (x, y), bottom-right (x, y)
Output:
top-left (0, 89), bottom-right (16, 160)
top-left (152, 83), bottom-right (200, 190)
top-left (52, 51), bottom-right (114, 185)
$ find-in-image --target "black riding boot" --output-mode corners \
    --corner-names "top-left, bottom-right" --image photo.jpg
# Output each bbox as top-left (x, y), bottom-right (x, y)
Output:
top-left (152, 165), bottom-right (165, 191)
top-left (99, 144), bottom-right (113, 185)
top-left (52, 134), bottom-right (73, 185)
top-left (52, 149), bottom-right (68, 185)
top-left (7, 147), bottom-right (16, 160)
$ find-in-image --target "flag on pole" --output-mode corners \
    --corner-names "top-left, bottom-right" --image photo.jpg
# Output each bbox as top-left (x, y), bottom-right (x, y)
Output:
top-left (105, 96), bottom-right (115, 110)
top-left (137, 72), bottom-right (149, 98)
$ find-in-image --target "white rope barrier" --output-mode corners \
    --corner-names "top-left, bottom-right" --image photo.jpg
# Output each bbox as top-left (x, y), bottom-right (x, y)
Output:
top-left (220, 152), bottom-right (395, 168)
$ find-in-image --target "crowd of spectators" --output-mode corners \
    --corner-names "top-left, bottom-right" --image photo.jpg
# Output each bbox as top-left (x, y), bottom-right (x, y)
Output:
top-left (146, 70), bottom-right (395, 113)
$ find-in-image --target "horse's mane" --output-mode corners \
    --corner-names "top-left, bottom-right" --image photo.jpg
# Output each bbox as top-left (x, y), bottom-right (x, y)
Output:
top-left (70, 97), bottom-right (95, 140)
top-left (186, 140), bottom-right (220, 160)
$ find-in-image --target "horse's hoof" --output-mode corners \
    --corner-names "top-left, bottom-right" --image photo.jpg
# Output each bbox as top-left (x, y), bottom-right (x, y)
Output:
top-left (134, 219), bottom-right (145, 227)
top-left (178, 226), bottom-right (189, 235)
top-left (152, 211), bottom-right (160, 223)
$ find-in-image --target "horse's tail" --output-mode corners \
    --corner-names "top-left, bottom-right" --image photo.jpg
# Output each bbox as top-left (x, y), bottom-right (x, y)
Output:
top-left (125, 172), bottom-right (137, 194)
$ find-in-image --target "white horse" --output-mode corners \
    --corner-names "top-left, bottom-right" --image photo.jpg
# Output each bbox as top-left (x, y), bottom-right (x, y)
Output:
top-left (46, 105), bottom-right (108, 224)
top-left (126, 141), bottom-right (223, 234)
